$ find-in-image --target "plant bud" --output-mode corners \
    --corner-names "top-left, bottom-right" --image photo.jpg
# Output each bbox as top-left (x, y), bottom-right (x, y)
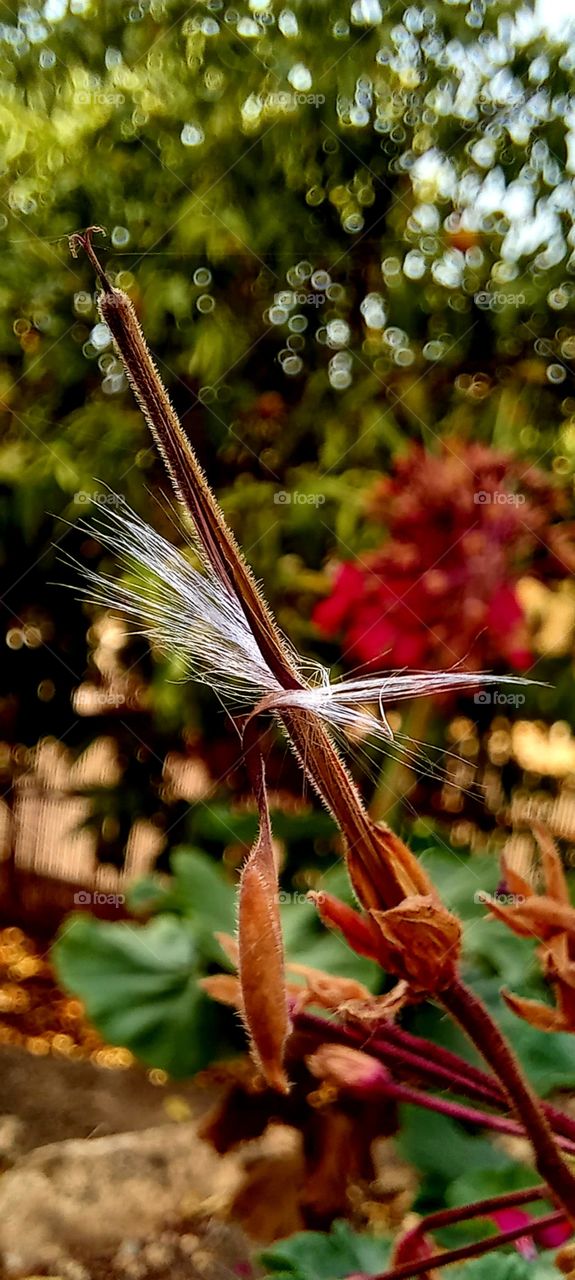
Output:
top-left (307, 1044), bottom-right (391, 1098)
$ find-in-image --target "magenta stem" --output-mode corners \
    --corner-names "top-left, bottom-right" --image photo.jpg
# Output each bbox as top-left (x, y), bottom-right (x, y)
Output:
top-left (377, 1078), bottom-right (575, 1152)
top-left (373, 1020), bottom-right (502, 1103)
top-left (294, 1009), bottom-right (575, 1154)
top-left (296, 1010), bottom-right (500, 1104)
top-left (393, 1182), bottom-right (550, 1254)
top-left (368, 1211), bottom-right (566, 1280)
top-left (376, 1021), bottom-right (575, 1144)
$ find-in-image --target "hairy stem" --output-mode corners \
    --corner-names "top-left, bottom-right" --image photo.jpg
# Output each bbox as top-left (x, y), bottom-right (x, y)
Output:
top-left (393, 1182), bottom-right (549, 1251)
top-left (371, 1211), bottom-right (566, 1280)
top-left (295, 1009), bottom-right (575, 1154)
top-left (296, 1009), bottom-right (507, 1105)
top-left (375, 1077), bottom-right (575, 1150)
top-left (379, 1018), bottom-right (575, 1145)
top-left (375, 1019), bottom-right (503, 1104)
top-left (442, 978), bottom-right (575, 1223)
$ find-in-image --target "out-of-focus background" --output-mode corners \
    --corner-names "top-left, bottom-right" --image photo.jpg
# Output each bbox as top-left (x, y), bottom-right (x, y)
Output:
top-left (2, 0), bottom-right (575, 1273)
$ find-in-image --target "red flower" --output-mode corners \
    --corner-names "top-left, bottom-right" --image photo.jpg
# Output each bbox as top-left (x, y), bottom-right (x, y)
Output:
top-left (314, 441), bottom-right (566, 673)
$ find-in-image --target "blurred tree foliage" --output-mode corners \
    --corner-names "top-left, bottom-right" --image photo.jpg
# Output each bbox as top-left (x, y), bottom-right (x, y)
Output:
top-left (1, 0), bottom-right (575, 865)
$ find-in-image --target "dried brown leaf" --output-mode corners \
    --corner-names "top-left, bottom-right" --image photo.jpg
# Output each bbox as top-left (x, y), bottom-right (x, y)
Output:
top-left (215, 932), bottom-right (240, 967)
top-left (339, 982), bottom-right (412, 1027)
top-left (500, 853), bottom-right (533, 900)
top-left (199, 975), bottom-right (243, 1008)
top-left (486, 894), bottom-right (575, 941)
top-left (501, 988), bottom-right (570, 1032)
top-left (287, 964), bottom-right (371, 1012)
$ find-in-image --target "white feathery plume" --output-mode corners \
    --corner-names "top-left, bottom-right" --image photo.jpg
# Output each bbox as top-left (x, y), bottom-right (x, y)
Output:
top-left (72, 497), bottom-right (283, 705)
top-left (257, 670), bottom-right (534, 742)
top-left (72, 495), bottom-right (537, 746)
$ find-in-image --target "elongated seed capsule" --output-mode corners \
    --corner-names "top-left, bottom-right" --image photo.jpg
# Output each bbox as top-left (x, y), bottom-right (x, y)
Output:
top-left (70, 229), bottom-right (437, 912)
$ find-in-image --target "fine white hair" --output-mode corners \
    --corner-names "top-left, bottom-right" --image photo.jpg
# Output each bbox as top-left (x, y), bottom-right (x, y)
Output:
top-left (71, 494), bottom-right (535, 747)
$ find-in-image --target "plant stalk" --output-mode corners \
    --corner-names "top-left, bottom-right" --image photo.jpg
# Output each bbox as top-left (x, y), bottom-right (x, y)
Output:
top-left (441, 978), bottom-right (575, 1223)
top-left (394, 1181), bottom-right (549, 1247)
top-left (373, 1077), bottom-right (575, 1151)
top-left (370, 1211), bottom-right (566, 1280)
top-left (72, 229), bottom-right (575, 1222)
top-left (294, 1009), bottom-right (575, 1155)
top-left (72, 229), bottom-right (431, 912)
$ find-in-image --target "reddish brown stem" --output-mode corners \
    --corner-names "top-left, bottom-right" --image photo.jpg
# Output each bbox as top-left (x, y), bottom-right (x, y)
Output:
top-left (367, 1017), bottom-right (575, 1146)
top-left (370, 1027), bottom-right (501, 1107)
top-left (376, 1021), bottom-right (502, 1104)
top-left (70, 228), bottom-right (435, 913)
top-left (394, 1181), bottom-right (549, 1246)
top-left (375, 1078), bottom-right (575, 1151)
top-left (378, 1022), bottom-right (575, 1146)
top-left (377, 1021), bottom-right (575, 1145)
top-left (296, 1007), bottom-right (497, 1100)
top-left (293, 1008), bottom-right (575, 1162)
top-left (370, 1211), bottom-right (566, 1280)
top-left (294, 1009), bottom-right (575, 1154)
top-left (441, 979), bottom-right (575, 1224)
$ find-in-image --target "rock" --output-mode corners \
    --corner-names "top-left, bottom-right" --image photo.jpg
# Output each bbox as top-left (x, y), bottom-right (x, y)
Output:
top-left (0, 1045), bottom-right (212, 1154)
top-left (0, 1114), bottom-right (26, 1167)
top-left (0, 1122), bottom-right (243, 1274)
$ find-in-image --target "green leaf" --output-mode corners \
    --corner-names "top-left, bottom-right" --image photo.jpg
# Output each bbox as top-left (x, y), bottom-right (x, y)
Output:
top-left (397, 1107), bottom-right (514, 1210)
top-left (127, 847), bottom-right (236, 962)
top-left (127, 874), bottom-right (173, 915)
top-left (447, 1165), bottom-right (540, 1211)
top-left (260, 1220), bottom-right (390, 1280)
top-left (53, 913), bottom-right (218, 1077)
top-left (456, 1253), bottom-right (560, 1280)
top-left (280, 896), bottom-right (380, 990)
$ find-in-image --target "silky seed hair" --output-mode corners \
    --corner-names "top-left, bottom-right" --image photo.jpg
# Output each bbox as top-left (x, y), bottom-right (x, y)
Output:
top-left (73, 493), bottom-right (536, 751)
